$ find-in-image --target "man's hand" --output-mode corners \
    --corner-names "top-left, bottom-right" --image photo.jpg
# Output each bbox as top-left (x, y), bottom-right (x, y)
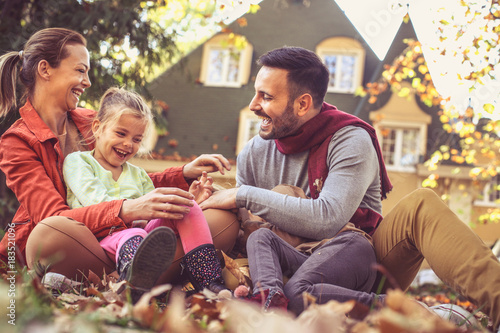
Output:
top-left (183, 154), bottom-right (231, 179)
top-left (199, 187), bottom-right (238, 210)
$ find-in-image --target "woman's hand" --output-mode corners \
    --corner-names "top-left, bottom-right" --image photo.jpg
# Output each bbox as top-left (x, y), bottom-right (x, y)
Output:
top-left (119, 187), bottom-right (195, 224)
top-left (183, 154), bottom-right (231, 179)
top-left (189, 171), bottom-right (214, 204)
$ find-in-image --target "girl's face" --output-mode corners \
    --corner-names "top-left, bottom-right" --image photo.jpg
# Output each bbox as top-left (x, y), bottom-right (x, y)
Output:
top-left (46, 44), bottom-right (91, 112)
top-left (92, 113), bottom-right (147, 171)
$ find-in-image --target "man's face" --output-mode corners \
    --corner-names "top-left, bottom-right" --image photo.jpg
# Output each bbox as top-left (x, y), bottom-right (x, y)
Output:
top-left (249, 66), bottom-right (301, 140)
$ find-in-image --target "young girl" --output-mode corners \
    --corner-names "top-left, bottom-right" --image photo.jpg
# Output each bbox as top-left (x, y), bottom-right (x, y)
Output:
top-left (62, 87), bottom-right (229, 300)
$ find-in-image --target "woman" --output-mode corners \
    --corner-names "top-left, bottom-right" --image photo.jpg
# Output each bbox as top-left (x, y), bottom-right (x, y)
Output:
top-left (0, 28), bottom-right (239, 285)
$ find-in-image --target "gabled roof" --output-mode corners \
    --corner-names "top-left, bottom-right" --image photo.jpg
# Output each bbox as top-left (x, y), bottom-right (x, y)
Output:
top-left (353, 17), bottom-right (420, 118)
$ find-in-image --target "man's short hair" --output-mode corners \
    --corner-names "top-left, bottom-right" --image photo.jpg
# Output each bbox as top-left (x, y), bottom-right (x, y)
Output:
top-left (257, 46), bottom-right (329, 109)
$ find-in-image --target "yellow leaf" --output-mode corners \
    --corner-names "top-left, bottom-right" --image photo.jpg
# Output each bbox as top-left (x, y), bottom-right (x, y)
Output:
top-left (248, 4), bottom-right (260, 14)
top-left (417, 64), bottom-right (428, 74)
top-left (398, 87), bottom-right (410, 98)
top-left (465, 155), bottom-right (475, 164)
top-left (464, 137), bottom-right (475, 145)
top-left (483, 103), bottom-right (495, 114)
top-left (354, 86), bottom-right (367, 97)
top-left (422, 178), bottom-right (438, 188)
top-left (470, 167), bottom-right (483, 177)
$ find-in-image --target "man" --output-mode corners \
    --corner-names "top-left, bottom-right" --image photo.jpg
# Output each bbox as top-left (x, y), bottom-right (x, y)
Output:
top-left (200, 46), bottom-right (500, 327)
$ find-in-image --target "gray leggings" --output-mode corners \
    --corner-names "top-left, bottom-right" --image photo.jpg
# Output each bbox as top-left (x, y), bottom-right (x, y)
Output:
top-left (247, 228), bottom-right (379, 314)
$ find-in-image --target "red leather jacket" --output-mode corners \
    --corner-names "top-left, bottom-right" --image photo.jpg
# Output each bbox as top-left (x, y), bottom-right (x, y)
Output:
top-left (0, 101), bottom-right (188, 267)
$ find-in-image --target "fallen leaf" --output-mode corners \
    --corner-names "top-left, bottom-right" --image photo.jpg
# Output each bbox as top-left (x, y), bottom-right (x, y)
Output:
top-left (133, 284), bottom-right (173, 328)
top-left (221, 252), bottom-right (252, 289)
top-left (296, 298), bottom-right (354, 332)
top-left (87, 270), bottom-right (102, 288)
top-left (190, 293), bottom-right (220, 320)
top-left (159, 288), bottom-right (199, 333)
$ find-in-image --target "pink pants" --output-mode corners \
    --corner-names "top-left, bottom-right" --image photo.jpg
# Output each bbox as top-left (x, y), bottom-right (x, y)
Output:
top-left (100, 202), bottom-right (213, 263)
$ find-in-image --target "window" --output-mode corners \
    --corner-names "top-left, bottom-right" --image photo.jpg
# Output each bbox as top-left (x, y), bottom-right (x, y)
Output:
top-left (206, 47), bottom-right (240, 86)
top-left (236, 109), bottom-right (261, 155)
top-left (369, 82), bottom-right (431, 173)
top-left (322, 53), bottom-right (358, 92)
top-left (380, 127), bottom-right (421, 171)
top-left (476, 174), bottom-right (500, 207)
top-left (200, 33), bottom-right (253, 88)
top-left (316, 37), bottom-right (365, 94)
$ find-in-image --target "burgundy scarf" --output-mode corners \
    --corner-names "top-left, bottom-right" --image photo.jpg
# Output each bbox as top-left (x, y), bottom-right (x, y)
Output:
top-left (275, 102), bottom-right (392, 235)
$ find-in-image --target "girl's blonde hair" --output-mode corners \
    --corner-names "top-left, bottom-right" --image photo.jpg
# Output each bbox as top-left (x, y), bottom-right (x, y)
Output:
top-left (93, 87), bottom-right (154, 151)
top-left (0, 28), bottom-right (86, 117)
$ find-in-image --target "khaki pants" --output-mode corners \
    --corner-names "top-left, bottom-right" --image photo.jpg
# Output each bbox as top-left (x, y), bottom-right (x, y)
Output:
top-left (25, 209), bottom-right (240, 285)
top-left (373, 188), bottom-right (500, 327)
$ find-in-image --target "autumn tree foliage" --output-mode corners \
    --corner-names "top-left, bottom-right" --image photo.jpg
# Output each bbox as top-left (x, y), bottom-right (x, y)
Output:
top-left (0, 0), bottom-right (255, 226)
top-left (0, 0), bottom-right (172, 224)
top-left (362, 2), bottom-right (500, 224)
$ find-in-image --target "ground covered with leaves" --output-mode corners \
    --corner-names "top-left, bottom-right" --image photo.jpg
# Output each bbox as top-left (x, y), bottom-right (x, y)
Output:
top-left (0, 257), bottom-right (495, 333)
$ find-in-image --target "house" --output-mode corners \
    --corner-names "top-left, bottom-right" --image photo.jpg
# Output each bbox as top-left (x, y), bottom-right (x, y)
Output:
top-left (133, 0), bottom-right (499, 245)
top-left (146, 0), bottom-right (380, 161)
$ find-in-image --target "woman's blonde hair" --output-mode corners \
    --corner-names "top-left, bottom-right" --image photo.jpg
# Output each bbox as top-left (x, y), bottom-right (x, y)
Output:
top-left (92, 87), bottom-right (154, 150)
top-left (0, 28), bottom-right (87, 117)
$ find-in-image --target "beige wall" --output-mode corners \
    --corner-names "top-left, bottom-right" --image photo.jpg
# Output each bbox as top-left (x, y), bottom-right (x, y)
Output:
top-left (381, 171), bottom-right (421, 216)
top-left (471, 206), bottom-right (500, 246)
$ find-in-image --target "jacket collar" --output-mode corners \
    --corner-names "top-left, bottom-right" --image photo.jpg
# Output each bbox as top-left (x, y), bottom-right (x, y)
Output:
top-left (19, 100), bottom-right (96, 148)
top-left (19, 100), bottom-right (57, 143)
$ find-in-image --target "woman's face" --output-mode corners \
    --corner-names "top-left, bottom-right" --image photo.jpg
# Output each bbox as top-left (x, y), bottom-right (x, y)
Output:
top-left (46, 44), bottom-right (91, 112)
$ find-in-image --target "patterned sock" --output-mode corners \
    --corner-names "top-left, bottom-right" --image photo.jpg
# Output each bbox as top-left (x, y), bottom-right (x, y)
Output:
top-left (117, 235), bottom-right (143, 280)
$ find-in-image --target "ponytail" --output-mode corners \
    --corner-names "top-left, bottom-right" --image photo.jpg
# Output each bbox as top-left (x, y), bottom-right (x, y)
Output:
top-left (0, 51), bottom-right (22, 117)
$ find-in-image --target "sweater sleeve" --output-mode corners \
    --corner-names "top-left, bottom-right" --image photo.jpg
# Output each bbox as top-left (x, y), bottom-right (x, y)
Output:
top-left (236, 127), bottom-right (380, 240)
top-left (0, 132), bottom-right (125, 237)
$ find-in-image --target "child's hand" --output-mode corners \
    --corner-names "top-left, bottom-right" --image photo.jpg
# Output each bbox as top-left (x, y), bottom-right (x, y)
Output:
top-left (189, 171), bottom-right (214, 204)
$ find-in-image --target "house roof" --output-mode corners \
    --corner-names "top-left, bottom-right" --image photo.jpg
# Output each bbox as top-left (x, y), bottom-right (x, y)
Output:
top-left (353, 17), bottom-right (420, 117)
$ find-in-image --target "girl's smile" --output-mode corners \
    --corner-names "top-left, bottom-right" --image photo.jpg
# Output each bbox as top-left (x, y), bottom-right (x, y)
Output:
top-left (92, 113), bottom-right (146, 180)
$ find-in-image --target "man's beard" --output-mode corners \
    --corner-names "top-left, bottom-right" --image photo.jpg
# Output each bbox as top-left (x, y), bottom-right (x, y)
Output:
top-left (259, 101), bottom-right (299, 140)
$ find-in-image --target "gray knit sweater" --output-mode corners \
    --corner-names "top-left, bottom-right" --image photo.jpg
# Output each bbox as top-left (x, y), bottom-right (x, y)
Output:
top-left (235, 126), bottom-right (382, 241)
